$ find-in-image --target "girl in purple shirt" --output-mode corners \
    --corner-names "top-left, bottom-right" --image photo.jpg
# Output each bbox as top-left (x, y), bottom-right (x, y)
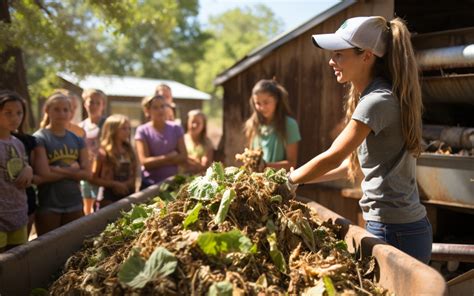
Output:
top-left (135, 95), bottom-right (187, 189)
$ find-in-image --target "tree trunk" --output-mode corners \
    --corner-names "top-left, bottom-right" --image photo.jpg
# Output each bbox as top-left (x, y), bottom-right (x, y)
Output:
top-left (0, 0), bottom-right (35, 129)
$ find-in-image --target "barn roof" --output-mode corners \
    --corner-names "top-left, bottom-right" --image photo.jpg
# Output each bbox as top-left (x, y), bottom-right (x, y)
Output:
top-left (59, 73), bottom-right (211, 100)
top-left (214, 0), bottom-right (356, 85)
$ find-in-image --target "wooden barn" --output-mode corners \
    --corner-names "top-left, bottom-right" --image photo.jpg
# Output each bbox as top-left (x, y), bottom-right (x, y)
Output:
top-left (214, 0), bottom-right (393, 226)
top-left (214, 0), bottom-right (474, 228)
top-left (59, 74), bottom-right (211, 128)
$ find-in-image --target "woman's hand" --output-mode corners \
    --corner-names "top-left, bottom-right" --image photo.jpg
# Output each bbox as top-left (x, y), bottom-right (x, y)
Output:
top-left (166, 150), bottom-right (179, 158)
top-left (14, 165), bottom-right (33, 189)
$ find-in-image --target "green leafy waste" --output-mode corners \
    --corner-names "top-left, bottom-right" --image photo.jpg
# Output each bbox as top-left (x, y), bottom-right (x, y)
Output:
top-left (197, 229), bottom-right (257, 256)
top-left (118, 246), bottom-right (177, 289)
top-left (48, 162), bottom-right (390, 295)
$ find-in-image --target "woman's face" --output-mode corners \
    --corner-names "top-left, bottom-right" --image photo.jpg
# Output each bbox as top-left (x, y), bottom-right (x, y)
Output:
top-left (188, 114), bottom-right (204, 135)
top-left (117, 121), bottom-right (131, 142)
top-left (157, 87), bottom-right (172, 103)
top-left (47, 99), bottom-right (71, 126)
top-left (0, 101), bottom-right (24, 132)
top-left (146, 98), bottom-right (167, 123)
top-left (84, 93), bottom-right (105, 117)
top-left (328, 48), bottom-right (365, 84)
top-left (253, 92), bottom-right (277, 122)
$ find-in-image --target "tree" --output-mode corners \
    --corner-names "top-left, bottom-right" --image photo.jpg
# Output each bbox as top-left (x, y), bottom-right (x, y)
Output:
top-left (1, 0), bottom-right (207, 125)
top-left (0, 0), bottom-right (34, 127)
top-left (194, 5), bottom-right (283, 118)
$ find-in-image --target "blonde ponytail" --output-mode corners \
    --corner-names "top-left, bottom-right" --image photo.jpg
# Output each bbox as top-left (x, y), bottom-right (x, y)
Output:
top-left (345, 17), bottom-right (423, 182)
top-left (386, 18), bottom-right (423, 156)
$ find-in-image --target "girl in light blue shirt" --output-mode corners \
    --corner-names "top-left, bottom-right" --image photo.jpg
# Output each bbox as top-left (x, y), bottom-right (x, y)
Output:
top-left (244, 79), bottom-right (301, 170)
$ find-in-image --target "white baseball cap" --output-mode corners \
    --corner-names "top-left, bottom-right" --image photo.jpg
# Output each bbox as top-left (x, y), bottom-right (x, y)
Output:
top-left (312, 16), bottom-right (389, 57)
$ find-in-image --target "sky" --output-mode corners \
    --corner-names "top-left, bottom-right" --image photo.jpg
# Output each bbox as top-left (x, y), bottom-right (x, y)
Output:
top-left (198, 0), bottom-right (341, 33)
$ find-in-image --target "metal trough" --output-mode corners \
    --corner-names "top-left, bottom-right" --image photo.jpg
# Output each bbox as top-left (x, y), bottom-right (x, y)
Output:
top-left (299, 196), bottom-right (447, 296)
top-left (0, 191), bottom-right (447, 295)
top-left (417, 153), bottom-right (474, 209)
top-left (0, 185), bottom-right (161, 296)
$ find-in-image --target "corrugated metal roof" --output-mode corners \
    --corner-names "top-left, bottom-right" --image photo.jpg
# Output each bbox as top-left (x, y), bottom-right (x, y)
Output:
top-left (214, 0), bottom-right (356, 85)
top-left (59, 73), bottom-right (211, 100)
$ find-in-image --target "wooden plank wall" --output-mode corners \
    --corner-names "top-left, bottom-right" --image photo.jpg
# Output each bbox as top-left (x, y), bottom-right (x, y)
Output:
top-left (219, 0), bottom-right (393, 224)
top-left (221, 0), bottom-right (393, 166)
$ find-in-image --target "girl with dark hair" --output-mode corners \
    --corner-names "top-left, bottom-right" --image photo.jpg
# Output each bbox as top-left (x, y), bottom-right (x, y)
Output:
top-left (0, 90), bottom-right (33, 251)
top-left (135, 95), bottom-right (187, 189)
top-left (244, 79), bottom-right (301, 170)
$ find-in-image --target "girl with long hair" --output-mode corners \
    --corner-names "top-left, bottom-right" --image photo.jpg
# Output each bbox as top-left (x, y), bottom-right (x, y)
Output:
top-left (287, 16), bottom-right (431, 263)
top-left (91, 114), bottom-right (137, 208)
top-left (182, 109), bottom-right (214, 174)
top-left (33, 93), bottom-right (90, 236)
top-left (244, 79), bottom-right (301, 170)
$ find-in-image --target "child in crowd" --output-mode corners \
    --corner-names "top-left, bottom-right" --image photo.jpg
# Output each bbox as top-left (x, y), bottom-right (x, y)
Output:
top-left (155, 84), bottom-right (176, 121)
top-left (0, 90), bottom-right (33, 252)
top-left (10, 95), bottom-right (41, 237)
top-left (244, 79), bottom-right (301, 170)
top-left (91, 114), bottom-right (137, 208)
top-left (79, 88), bottom-right (107, 215)
top-left (135, 95), bottom-right (187, 189)
top-left (53, 89), bottom-right (85, 138)
top-left (33, 93), bottom-right (90, 236)
top-left (182, 109), bottom-right (213, 174)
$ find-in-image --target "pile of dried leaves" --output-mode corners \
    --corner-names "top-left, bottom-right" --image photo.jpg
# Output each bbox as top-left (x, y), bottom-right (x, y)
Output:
top-left (49, 163), bottom-right (390, 295)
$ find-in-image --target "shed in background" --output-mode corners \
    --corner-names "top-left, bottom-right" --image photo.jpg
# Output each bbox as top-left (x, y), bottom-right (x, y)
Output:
top-left (59, 74), bottom-right (211, 128)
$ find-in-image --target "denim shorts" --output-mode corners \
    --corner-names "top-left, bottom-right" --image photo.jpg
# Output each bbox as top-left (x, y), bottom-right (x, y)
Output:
top-left (366, 216), bottom-right (432, 264)
top-left (80, 180), bottom-right (98, 199)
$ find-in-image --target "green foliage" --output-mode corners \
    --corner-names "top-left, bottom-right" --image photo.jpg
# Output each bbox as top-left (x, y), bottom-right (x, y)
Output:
top-left (207, 281), bottom-right (233, 296)
top-left (196, 5), bottom-right (283, 95)
top-left (118, 246), bottom-right (177, 289)
top-left (335, 240), bottom-right (348, 251)
top-left (101, 204), bottom-right (154, 241)
top-left (2, 0), bottom-right (206, 101)
top-left (197, 229), bottom-right (257, 257)
top-left (214, 188), bottom-right (236, 224)
top-left (267, 232), bottom-right (287, 273)
top-left (323, 276), bottom-right (336, 296)
top-left (2, 1), bottom-right (283, 126)
top-left (188, 162), bottom-right (226, 200)
top-left (183, 202), bottom-right (203, 229)
top-left (264, 168), bottom-right (288, 184)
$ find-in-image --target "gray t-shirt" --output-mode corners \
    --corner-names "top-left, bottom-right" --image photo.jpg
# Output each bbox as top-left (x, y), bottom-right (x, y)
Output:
top-left (352, 77), bottom-right (426, 224)
top-left (0, 136), bottom-right (28, 232)
top-left (34, 129), bottom-right (85, 212)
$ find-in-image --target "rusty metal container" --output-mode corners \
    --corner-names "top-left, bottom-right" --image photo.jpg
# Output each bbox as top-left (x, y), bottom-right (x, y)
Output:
top-left (300, 197), bottom-right (447, 296)
top-left (417, 153), bottom-right (474, 209)
top-left (0, 189), bottom-right (447, 295)
top-left (0, 185), bottom-right (161, 296)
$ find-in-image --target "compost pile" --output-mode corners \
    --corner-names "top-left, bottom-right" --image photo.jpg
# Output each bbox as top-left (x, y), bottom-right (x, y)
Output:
top-left (235, 148), bottom-right (264, 172)
top-left (49, 162), bottom-right (389, 295)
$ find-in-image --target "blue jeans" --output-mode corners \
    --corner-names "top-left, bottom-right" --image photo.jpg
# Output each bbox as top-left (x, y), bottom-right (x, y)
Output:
top-left (366, 217), bottom-right (432, 264)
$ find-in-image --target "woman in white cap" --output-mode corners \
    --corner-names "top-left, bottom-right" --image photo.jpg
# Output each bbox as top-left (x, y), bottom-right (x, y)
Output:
top-left (287, 16), bottom-right (432, 263)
